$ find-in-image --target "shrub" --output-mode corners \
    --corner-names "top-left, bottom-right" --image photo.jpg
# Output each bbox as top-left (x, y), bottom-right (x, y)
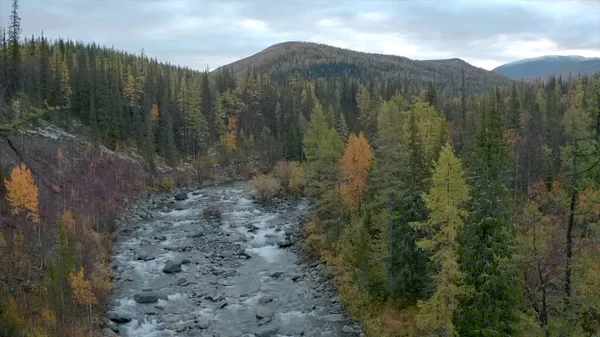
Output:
top-left (272, 161), bottom-right (305, 196)
top-left (192, 156), bottom-right (218, 184)
top-left (250, 174), bottom-right (281, 204)
top-left (202, 203), bottom-right (222, 223)
top-left (155, 176), bottom-right (174, 191)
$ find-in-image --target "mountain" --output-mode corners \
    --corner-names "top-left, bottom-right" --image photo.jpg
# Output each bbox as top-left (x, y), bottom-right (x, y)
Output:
top-left (493, 55), bottom-right (600, 80)
top-left (216, 41), bottom-right (512, 94)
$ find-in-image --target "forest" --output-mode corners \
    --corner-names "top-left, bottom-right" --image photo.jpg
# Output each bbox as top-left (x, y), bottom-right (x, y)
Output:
top-left (0, 0), bottom-right (599, 336)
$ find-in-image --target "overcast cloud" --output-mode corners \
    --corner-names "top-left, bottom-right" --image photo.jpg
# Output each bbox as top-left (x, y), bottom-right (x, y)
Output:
top-left (0, 0), bottom-right (599, 70)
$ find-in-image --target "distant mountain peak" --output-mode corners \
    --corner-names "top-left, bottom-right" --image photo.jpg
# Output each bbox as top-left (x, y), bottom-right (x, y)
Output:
top-left (215, 41), bottom-right (510, 95)
top-left (494, 55), bottom-right (600, 80)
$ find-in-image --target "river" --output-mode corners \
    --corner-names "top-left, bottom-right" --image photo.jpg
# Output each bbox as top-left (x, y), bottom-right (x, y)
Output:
top-left (105, 182), bottom-right (362, 337)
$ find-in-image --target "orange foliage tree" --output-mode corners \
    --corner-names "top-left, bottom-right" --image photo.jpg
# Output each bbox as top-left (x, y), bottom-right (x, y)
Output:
top-left (340, 132), bottom-right (373, 212)
top-left (4, 163), bottom-right (40, 224)
top-left (69, 266), bottom-right (97, 337)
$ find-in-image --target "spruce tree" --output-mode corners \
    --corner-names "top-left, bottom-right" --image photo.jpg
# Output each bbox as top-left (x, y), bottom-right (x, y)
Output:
top-left (8, 0), bottom-right (21, 95)
top-left (457, 88), bottom-right (518, 336)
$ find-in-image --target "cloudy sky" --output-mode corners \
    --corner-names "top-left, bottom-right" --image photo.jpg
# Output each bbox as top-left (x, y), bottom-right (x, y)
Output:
top-left (1, 0), bottom-right (599, 70)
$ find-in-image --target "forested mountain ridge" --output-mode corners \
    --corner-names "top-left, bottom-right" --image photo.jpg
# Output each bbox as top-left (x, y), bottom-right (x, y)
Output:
top-left (494, 55), bottom-right (600, 79)
top-left (216, 41), bottom-right (512, 95)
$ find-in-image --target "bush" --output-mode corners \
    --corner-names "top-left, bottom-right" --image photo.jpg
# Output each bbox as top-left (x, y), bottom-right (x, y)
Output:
top-left (192, 156), bottom-right (218, 184)
top-left (155, 176), bottom-right (174, 191)
top-left (272, 161), bottom-right (305, 196)
top-left (202, 203), bottom-right (222, 223)
top-left (250, 174), bottom-right (281, 204)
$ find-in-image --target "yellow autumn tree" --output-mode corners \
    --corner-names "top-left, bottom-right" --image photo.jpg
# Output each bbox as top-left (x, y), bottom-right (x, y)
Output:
top-left (70, 266), bottom-right (97, 337)
top-left (222, 115), bottom-right (238, 152)
top-left (340, 132), bottom-right (373, 212)
top-left (5, 163), bottom-right (40, 224)
top-left (151, 103), bottom-right (159, 121)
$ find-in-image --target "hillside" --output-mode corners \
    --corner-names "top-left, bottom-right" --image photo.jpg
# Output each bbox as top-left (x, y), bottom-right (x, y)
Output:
top-left (494, 55), bottom-right (600, 79)
top-left (216, 41), bottom-right (512, 94)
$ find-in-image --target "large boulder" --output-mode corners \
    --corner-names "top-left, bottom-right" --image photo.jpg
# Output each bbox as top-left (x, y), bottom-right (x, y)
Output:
top-left (174, 193), bottom-right (188, 201)
top-left (163, 260), bottom-right (182, 273)
top-left (133, 290), bottom-right (158, 304)
top-left (255, 306), bottom-right (273, 319)
top-left (108, 310), bottom-right (133, 323)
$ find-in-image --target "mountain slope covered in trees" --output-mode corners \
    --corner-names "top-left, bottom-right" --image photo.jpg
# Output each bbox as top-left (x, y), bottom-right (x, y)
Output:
top-left (216, 41), bottom-right (512, 95)
top-left (494, 55), bottom-right (600, 79)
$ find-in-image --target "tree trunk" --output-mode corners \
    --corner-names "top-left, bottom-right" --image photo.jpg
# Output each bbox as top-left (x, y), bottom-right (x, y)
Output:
top-left (564, 188), bottom-right (576, 311)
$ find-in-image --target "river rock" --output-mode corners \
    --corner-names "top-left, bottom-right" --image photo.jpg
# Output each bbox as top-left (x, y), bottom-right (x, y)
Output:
top-left (108, 310), bottom-right (133, 323)
top-left (101, 328), bottom-right (120, 337)
top-left (258, 295), bottom-right (274, 304)
top-left (277, 239), bottom-right (293, 248)
top-left (341, 325), bottom-right (356, 333)
top-left (163, 260), bottom-right (182, 273)
top-left (255, 306), bottom-right (273, 319)
top-left (255, 326), bottom-right (279, 337)
top-left (270, 271), bottom-right (284, 279)
top-left (162, 314), bottom-right (182, 323)
top-left (196, 317), bottom-right (210, 329)
top-left (220, 250), bottom-right (234, 258)
top-left (174, 193), bottom-right (188, 201)
top-left (133, 290), bottom-right (158, 304)
top-left (321, 314), bottom-right (345, 322)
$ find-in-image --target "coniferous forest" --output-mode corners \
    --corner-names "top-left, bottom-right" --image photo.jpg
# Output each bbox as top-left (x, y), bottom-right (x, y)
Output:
top-left (0, 1), bottom-right (599, 336)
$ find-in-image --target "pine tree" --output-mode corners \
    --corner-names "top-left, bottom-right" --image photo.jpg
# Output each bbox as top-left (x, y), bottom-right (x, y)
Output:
top-left (304, 99), bottom-right (345, 239)
top-left (8, 0), bottom-right (21, 94)
top-left (457, 88), bottom-right (518, 336)
top-left (411, 143), bottom-right (471, 337)
top-left (506, 82), bottom-right (521, 131)
top-left (336, 111), bottom-right (349, 141)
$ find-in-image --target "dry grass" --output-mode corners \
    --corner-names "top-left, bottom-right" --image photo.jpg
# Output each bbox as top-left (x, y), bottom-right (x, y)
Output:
top-left (250, 174), bottom-right (281, 204)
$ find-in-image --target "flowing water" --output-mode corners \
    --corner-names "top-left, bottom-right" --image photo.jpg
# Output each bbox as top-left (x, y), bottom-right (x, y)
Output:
top-left (107, 182), bottom-right (361, 337)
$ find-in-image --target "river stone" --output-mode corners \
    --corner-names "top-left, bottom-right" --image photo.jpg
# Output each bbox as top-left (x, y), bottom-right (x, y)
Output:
top-left (101, 328), bottom-right (120, 337)
top-left (258, 295), bottom-right (274, 304)
top-left (196, 317), bottom-right (210, 329)
top-left (321, 314), bottom-right (345, 322)
top-left (341, 326), bottom-right (356, 333)
top-left (270, 271), bottom-right (284, 279)
top-left (133, 290), bottom-right (158, 304)
top-left (181, 258), bottom-right (192, 265)
top-left (220, 250), bottom-right (234, 258)
top-left (108, 310), bottom-right (133, 323)
top-left (255, 306), bottom-right (273, 319)
top-left (255, 326), bottom-right (279, 337)
top-left (174, 193), bottom-right (188, 201)
top-left (173, 322), bottom-right (188, 332)
top-left (163, 260), bottom-right (182, 273)
top-left (277, 239), bottom-right (293, 248)
top-left (162, 314), bottom-right (182, 323)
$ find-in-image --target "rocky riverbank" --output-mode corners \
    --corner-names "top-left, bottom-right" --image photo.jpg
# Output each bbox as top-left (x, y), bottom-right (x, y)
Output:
top-left (103, 181), bottom-right (363, 337)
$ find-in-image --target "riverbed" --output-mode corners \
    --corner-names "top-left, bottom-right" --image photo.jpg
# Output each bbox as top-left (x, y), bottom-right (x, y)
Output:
top-left (106, 182), bottom-right (362, 337)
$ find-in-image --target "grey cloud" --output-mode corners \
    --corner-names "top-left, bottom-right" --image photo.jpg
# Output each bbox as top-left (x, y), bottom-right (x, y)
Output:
top-left (0, 0), bottom-right (598, 70)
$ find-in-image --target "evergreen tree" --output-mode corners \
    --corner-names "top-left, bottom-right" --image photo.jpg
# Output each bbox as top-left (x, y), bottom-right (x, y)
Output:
top-left (304, 99), bottom-right (345, 240)
top-left (457, 88), bottom-right (518, 336)
top-left (8, 0), bottom-right (21, 94)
